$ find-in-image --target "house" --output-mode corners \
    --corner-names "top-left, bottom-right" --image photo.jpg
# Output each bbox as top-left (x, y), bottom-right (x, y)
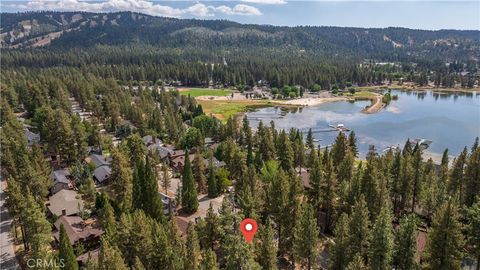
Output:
top-left (86, 153), bottom-right (112, 185)
top-left (93, 165), bottom-right (112, 184)
top-left (160, 192), bottom-right (176, 216)
top-left (204, 137), bottom-right (214, 147)
top-left (53, 216), bottom-right (103, 246)
top-left (143, 135), bottom-right (162, 147)
top-left (85, 154), bottom-right (111, 168)
top-left (153, 145), bottom-right (174, 160)
top-left (203, 157), bottom-right (226, 169)
top-left (298, 168), bottom-right (311, 189)
top-left (47, 190), bottom-right (84, 217)
top-left (171, 154), bottom-right (196, 172)
top-left (25, 129), bottom-right (40, 146)
top-left (51, 169), bottom-right (73, 194)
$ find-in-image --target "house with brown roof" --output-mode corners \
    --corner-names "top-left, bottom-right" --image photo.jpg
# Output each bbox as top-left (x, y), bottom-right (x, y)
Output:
top-left (53, 216), bottom-right (103, 247)
top-left (171, 154), bottom-right (196, 172)
top-left (47, 190), bottom-right (84, 217)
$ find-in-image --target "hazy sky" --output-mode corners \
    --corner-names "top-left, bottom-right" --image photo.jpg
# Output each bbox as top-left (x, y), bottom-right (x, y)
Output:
top-left (1, 0), bottom-right (479, 30)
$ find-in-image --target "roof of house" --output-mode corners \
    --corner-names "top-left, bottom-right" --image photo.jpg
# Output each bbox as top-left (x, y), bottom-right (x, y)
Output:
top-left (171, 154), bottom-right (196, 170)
top-left (87, 154), bottom-right (111, 168)
top-left (93, 165), bottom-right (112, 183)
top-left (203, 157), bottom-right (226, 168)
top-left (25, 129), bottom-right (40, 144)
top-left (204, 137), bottom-right (214, 145)
top-left (53, 216), bottom-right (103, 245)
top-left (156, 146), bottom-right (174, 159)
top-left (142, 135), bottom-right (154, 145)
top-left (51, 169), bottom-right (70, 184)
top-left (47, 190), bottom-right (84, 216)
top-left (299, 169), bottom-right (311, 189)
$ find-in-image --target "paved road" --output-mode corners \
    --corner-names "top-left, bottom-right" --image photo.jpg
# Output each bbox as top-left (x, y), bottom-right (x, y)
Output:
top-left (0, 178), bottom-right (20, 270)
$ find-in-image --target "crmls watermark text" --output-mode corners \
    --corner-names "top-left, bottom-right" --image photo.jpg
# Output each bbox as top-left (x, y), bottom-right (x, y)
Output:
top-left (26, 258), bottom-right (65, 268)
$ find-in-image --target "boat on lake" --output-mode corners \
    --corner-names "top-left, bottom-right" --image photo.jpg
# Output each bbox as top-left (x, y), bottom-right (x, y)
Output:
top-left (329, 123), bottom-right (350, 132)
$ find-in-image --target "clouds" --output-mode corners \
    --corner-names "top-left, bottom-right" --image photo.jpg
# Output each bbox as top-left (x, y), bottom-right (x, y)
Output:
top-left (7, 0), bottom-right (263, 17)
top-left (241, 0), bottom-right (287, 4)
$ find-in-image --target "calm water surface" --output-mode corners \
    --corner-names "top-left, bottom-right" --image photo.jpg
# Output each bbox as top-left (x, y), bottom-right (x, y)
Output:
top-left (246, 90), bottom-right (480, 158)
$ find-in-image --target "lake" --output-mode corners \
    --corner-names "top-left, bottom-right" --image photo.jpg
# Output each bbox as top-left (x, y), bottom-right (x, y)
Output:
top-left (246, 90), bottom-right (480, 160)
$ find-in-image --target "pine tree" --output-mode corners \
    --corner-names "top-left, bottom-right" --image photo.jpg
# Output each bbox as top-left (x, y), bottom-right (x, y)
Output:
top-left (448, 147), bottom-right (467, 201)
top-left (200, 249), bottom-right (219, 270)
top-left (110, 148), bottom-right (133, 212)
top-left (293, 202), bottom-right (319, 270)
top-left (330, 213), bottom-right (350, 269)
top-left (132, 256), bottom-right (146, 270)
top-left (132, 160), bottom-right (146, 211)
top-left (99, 199), bottom-right (117, 242)
top-left (144, 157), bottom-right (166, 223)
top-left (393, 214), bottom-right (418, 270)
top-left (464, 147), bottom-right (480, 207)
top-left (410, 145), bottom-right (423, 213)
top-left (193, 154), bottom-right (207, 194)
top-left (99, 238), bottom-right (129, 270)
top-left (348, 131), bottom-right (359, 157)
top-left (306, 128), bottom-right (314, 150)
top-left (321, 160), bottom-right (337, 233)
top-left (424, 199), bottom-right (464, 270)
top-left (368, 205), bottom-right (394, 270)
top-left (347, 196), bottom-right (371, 262)
top-left (256, 218), bottom-right (278, 270)
top-left (58, 224), bottom-right (79, 270)
top-left (185, 222), bottom-right (200, 270)
top-left (207, 157), bottom-right (218, 198)
top-left (346, 254), bottom-right (368, 270)
top-left (466, 197), bottom-right (480, 270)
top-left (277, 130), bottom-right (294, 172)
top-left (161, 163), bottom-right (171, 194)
top-left (181, 150), bottom-right (199, 214)
top-left (332, 132), bottom-right (348, 166)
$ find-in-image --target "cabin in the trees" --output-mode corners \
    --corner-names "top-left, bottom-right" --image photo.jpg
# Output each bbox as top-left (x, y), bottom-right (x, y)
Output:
top-left (203, 157), bottom-right (226, 169)
top-left (53, 216), bottom-right (103, 247)
top-left (171, 153), bottom-right (196, 172)
top-left (24, 128), bottom-right (40, 146)
top-left (142, 135), bottom-right (163, 147)
top-left (93, 165), bottom-right (112, 185)
top-left (51, 169), bottom-right (73, 195)
top-left (85, 153), bottom-right (112, 185)
top-left (47, 190), bottom-right (84, 217)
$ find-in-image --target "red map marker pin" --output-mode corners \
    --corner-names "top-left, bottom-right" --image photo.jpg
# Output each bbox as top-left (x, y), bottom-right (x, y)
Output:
top-left (240, 218), bottom-right (258, 244)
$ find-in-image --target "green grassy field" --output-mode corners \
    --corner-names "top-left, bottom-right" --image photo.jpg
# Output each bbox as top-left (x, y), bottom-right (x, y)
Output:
top-left (179, 88), bottom-right (232, 97)
top-left (353, 91), bottom-right (377, 99)
top-left (197, 99), bottom-right (274, 120)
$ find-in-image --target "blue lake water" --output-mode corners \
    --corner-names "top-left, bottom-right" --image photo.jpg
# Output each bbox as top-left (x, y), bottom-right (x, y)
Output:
top-left (246, 90), bottom-right (480, 158)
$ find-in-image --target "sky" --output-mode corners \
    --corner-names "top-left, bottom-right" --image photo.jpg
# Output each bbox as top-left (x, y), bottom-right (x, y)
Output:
top-left (1, 0), bottom-right (479, 30)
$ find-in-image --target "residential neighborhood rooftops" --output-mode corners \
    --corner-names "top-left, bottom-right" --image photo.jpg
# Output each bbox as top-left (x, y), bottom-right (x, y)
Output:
top-left (47, 190), bottom-right (84, 216)
top-left (51, 169), bottom-right (70, 184)
top-left (86, 154), bottom-right (111, 168)
top-left (93, 165), bottom-right (112, 183)
top-left (53, 216), bottom-right (103, 245)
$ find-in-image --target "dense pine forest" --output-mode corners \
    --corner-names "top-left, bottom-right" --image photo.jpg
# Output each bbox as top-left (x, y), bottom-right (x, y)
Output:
top-left (2, 11), bottom-right (480, 89)
top-left (1, 10), bottom-right (479, 270)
